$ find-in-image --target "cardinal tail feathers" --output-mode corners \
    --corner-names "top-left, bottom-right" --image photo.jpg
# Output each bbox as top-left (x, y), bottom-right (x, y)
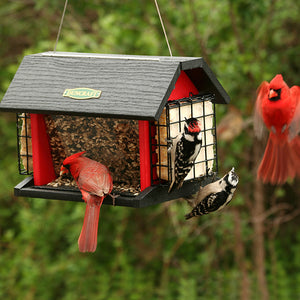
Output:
top-left (257, 134), bottom-right (299, 185)
top-left (78, 197), bottom-right (103, 253)
top-left (290, 136), bottom-right (300, 178)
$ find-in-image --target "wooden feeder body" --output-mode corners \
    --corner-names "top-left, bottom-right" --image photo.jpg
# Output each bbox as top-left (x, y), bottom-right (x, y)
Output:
top-left (0, 52), bottom-right (230, 207)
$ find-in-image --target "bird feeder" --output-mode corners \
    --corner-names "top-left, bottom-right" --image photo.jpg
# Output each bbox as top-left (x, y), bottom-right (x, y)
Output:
top-left (0, 52), bottom-right (230, 207)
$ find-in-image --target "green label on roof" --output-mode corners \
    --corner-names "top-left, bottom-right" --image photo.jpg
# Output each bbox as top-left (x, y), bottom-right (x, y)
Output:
top-left (63, 88), bottom-right (102, 100)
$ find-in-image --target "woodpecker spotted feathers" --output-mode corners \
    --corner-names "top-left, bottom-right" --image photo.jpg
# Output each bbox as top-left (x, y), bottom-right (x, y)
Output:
top-left (185, 167), bottom-right (239, 219)
top-left (168, 118), bottom-right (202, 193)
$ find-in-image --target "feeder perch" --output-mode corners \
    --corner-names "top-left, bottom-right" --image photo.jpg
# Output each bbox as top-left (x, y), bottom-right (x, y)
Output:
top-left (0, 52), bottom-right (230, 207)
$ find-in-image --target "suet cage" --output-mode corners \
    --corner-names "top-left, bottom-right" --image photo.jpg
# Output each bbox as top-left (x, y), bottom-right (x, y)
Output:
top-left (152, 93), bottom-right (217, 186)
top-left (0, 52), bottom-right (229, 207)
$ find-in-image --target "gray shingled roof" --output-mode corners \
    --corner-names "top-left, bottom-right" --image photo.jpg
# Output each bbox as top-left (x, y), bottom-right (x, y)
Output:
top-left (0, 52), bottom-right (230, 120)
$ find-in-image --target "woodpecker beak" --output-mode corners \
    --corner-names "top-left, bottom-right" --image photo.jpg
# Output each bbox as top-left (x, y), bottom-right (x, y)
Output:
top-left (269, 89), bottom-right (278, 99)
top-left (60, 165), bottom-right (69, 176)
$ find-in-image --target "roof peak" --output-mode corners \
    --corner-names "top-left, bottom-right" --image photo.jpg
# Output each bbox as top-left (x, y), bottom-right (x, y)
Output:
top-left (36, 51), bottom-right (200, 62)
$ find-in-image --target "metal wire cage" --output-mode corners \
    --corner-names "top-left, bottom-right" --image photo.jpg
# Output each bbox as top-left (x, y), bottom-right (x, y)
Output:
top-left (151, 93), bottom-right (218, 186)
top-left (16, 113), bottom-right (33, 175)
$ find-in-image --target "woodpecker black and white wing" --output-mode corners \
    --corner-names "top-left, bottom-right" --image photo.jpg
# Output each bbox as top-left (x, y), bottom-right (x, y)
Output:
top-left (173, 141), bottom-right (194, 188)
top-left (185, 167), bottom-right (239, 219)
top-left (168, 118), bottom-right (202, 193)
top-left (185, 191), bottom-right (225, 219)
top-left (168, 134), bottom-right (183, 192)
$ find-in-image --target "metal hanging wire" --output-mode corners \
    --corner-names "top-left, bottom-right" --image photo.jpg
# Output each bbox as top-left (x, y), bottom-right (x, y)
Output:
top-left (153, 0), bottom-right (173, 57)
top-left (54, 0), bottom-right (69, 52)
top-left (53, 0), bottom-right (173, 56)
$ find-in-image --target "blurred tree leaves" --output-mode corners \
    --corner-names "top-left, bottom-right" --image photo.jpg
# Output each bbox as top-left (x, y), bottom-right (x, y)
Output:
top-left (0, 0), bottom-right (299, 299)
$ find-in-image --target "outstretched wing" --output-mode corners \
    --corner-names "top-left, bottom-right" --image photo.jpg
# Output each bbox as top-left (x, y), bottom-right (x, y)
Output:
top-left (289, 85), bottom-right (300, 140)
top-left (254, 81), bottom-right (269, 139)
top-left (185, 192), bottom-right (223, 219)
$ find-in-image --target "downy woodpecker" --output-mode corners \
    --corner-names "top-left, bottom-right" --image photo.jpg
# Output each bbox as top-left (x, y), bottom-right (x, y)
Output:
top-left (168, 117), bottom-right (202, 193)
top-left (185, 167), bottom-right (239, 219)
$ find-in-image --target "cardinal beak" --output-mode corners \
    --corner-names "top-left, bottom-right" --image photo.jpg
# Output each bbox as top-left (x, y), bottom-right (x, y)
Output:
top-left (60, 165), bottom-right (69, 176)
top-left (269, 89), bottom-right (278, 99)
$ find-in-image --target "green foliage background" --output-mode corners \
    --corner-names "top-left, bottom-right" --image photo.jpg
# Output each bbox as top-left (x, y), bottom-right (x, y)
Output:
top-left (0, 1), bottom-right (299, 299)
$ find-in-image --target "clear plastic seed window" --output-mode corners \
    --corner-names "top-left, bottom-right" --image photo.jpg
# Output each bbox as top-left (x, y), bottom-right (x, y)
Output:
top-left (17, 113), bottom-right (141, 195)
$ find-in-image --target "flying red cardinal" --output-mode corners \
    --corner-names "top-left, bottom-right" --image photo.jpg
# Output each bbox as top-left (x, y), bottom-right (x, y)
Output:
top-left (60, 151), bottom-right (113, 252)
top-left (254, 74), bottom-right (300, 184)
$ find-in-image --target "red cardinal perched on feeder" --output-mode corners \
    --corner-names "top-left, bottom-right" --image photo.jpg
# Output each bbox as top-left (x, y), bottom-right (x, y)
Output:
top-left (60, 151), bottom-right (113, 252)
top-left (254, 74), bottom-right (300, 184)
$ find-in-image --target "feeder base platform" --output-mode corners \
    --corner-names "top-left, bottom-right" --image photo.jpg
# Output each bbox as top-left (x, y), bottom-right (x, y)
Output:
top-left (14, 175), bottom-right (217, 208)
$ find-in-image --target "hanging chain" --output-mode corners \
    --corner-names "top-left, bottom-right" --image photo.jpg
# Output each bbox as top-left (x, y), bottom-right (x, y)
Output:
top-left (54, 0), bottom-right (69, 52)
top-left (153, 0), bottom-right (173, 57)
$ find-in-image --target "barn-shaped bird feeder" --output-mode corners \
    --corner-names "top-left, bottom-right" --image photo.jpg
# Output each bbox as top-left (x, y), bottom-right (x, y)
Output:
top-left (0, 52), bottom-right (230, 207)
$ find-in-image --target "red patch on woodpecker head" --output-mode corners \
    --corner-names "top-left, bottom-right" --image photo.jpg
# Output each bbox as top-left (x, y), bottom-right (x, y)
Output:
top-left (187, 119), bottom-right (201, 133)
